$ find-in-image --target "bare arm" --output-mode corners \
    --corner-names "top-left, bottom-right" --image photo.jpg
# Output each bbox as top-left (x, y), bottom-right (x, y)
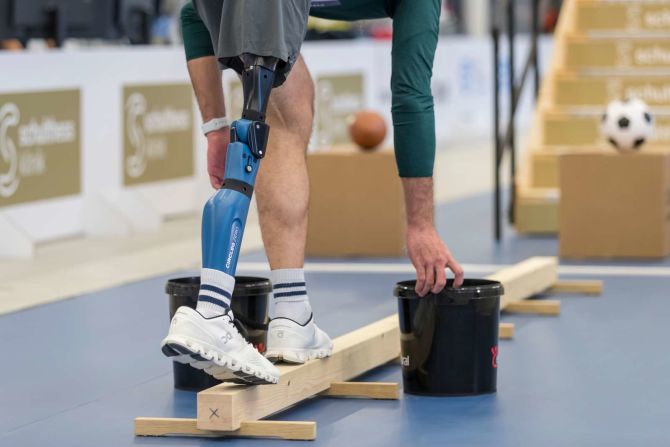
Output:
top-left (402, 177), bottom-right (464, 296)
top-left (187, 56), bottom-right (229, 188)
top-left (187, 56), bottom-right (226, 122)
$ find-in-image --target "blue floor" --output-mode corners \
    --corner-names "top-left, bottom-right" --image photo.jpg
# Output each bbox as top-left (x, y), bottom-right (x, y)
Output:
top-left (2, 193), bottom-right (669, 447)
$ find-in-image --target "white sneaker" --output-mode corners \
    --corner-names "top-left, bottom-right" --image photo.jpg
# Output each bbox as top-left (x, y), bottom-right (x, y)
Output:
top-left (161, 306), bottom-right (279, 385)
top-left (265, 315), bottom-right (333, 364)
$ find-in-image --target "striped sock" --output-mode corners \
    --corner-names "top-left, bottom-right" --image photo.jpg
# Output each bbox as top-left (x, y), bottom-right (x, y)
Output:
top-left (196, 268), bottom-right (235, 319)
top-left (270, 268), bottom-right (312, 325)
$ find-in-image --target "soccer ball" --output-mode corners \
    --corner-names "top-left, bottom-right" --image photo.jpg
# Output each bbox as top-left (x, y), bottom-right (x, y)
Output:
top-left (601, 98), bottom-right (654, 152)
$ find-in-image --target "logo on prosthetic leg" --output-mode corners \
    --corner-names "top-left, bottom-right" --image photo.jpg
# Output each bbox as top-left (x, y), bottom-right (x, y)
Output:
top-left (225, 223), bottom-right (241, 270)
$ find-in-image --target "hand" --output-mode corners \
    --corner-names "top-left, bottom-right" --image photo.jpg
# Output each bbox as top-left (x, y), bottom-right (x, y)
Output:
top-left (406, 225), bottom-right (464, 296)
top-left (206, 128), bottom-right (230, 189)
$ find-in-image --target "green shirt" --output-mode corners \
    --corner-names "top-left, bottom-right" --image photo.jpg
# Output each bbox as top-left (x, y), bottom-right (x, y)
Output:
top-left (181, 0), bottom-right (440, 178)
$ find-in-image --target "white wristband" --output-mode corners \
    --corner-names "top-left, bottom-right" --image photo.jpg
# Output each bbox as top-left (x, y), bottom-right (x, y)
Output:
top-left (201, 117), bottom-right (230, 135)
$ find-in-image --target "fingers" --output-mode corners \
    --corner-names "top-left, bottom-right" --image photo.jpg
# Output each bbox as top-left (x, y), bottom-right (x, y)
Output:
top-left (210, 175), bottom-right (223, 189)
top-left (431, 262), bottom-right (447, 294)
top-left (418, 264), bottom-right (435, 297)
top-left (414, 263), bottom-right (427, 297)
top-left (415, 259), bottom-right (450, 296)
top-left (448, 256), bottom-right (465, 288)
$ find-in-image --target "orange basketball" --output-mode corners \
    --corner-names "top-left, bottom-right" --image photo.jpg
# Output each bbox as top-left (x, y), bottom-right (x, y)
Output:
top-left (349, 110), bottom-right (387, 151)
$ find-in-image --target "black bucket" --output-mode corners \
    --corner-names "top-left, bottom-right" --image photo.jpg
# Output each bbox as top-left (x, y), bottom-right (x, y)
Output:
top-left (166, 276), bottom-right (271, 391)
top-left (395, 279), bottom-right (503, 396)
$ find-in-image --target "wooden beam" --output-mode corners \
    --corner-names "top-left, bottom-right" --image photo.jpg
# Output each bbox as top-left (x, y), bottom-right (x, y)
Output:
top-left (499, 322), bottom-right (515, 339)
top-left (486, 257), bottom-right (558, 309)
top-left (549, 280), bottom-right (603, 296)
top-left (134, 418), bottom-right (316, 441)
top-left (197, 315), bottom-right (400, 431)
top-left (321, 381), bottom-right (399, 400)
top-left (504, 299), bottom-right (561, 316)
top-left (191, 258), bottom-right (555, 432)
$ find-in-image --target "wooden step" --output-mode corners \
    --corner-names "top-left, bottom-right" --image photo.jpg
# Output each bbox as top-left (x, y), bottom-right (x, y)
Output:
top-left (554, 74), bottom-right (670, 107)
top-left (528, 144), bottom-right (670, 189)
top-left (565, 36), bottom-right (670, 69)
top-left (576, 1), bottom-right (670, 33)
top-left (541, 112), bottom-right (670, 146)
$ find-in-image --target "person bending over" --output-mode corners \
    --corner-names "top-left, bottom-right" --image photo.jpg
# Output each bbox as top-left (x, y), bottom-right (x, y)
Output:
top-left (162, 0), bottom-right (464, 384)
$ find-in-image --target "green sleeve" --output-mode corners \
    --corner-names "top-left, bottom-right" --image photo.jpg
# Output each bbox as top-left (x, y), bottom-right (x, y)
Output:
top-left (390, 0), bottom-right (440, 178)
top-left (180, 2), bottom-right (215, 61)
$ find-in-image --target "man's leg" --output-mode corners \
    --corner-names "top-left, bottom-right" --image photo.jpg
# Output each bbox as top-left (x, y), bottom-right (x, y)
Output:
top-left (256, 56), bottom-right (313, 272)
top-left (255, 56), bottom-right (332, 363)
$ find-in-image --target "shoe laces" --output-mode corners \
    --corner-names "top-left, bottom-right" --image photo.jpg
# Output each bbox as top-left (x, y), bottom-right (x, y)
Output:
top-left (223, 310), bottom-right (255, 349)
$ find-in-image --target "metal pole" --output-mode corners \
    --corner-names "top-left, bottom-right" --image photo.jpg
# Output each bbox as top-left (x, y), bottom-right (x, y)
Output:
top-left (507, 0), bottom-right (516, 225)
top-left (531, 0), bottom-right (540, 99)
top-left (493, 24), bottom-right (501, 242)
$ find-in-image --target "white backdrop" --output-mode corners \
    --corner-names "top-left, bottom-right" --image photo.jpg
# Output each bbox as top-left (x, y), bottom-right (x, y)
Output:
top-left (0, 36), bottom-right (552, 257)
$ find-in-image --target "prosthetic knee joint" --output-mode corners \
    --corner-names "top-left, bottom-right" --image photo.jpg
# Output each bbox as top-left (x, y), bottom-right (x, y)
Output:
top-left (201, 55), bottom-right (278, 275)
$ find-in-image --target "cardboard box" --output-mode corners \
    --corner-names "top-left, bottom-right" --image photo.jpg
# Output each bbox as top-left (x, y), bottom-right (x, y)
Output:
top-left (559, 152), bottom-right (670, 259)
top-left (306, 148), bottom-right (406, 257)
top-left (515, 186), bottom-right (559, 235)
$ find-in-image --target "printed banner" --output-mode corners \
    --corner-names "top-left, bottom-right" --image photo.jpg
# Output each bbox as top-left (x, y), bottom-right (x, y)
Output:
top-left (315, 73), bottom-right (364, 147)
top-left (0, 89), bottom-right (81, 207)
top-left (123, 83), bottom-right (194, 185)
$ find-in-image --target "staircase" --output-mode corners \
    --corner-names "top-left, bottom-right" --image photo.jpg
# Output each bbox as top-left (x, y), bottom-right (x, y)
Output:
top-left (516, 0), bottom-right (670, 233)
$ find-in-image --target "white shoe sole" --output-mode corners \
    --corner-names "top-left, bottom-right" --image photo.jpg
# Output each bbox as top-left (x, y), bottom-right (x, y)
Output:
top-left (161, 335), bottom-right (278, 385)
top-left (265, 346), bottom-right (333, 364)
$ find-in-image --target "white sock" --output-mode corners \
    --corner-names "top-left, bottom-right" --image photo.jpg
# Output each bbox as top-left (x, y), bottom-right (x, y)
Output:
top-left (196, 268), bottom-right (235, 319)
top-left (270, 268), bottom-right (312, 325)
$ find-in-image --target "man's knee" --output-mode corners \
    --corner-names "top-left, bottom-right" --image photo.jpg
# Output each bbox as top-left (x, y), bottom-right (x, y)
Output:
top-left (266, 59), bottom-right (314, 143)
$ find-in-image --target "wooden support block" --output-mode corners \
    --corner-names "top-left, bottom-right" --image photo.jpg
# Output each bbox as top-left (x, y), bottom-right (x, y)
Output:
top-left (197, 315), bottom-right (400, 431)
top-left (321, 381), bottom-right (399, 400)
top-left (486, 257), bottom-right (558, 309)
top-left (504, 299), bottom-right (561, 316)
top-left (134, 418), bottom-right (316, 441)
top-left (499, 322), bottom-right (515, 339)
top-left (549, 280), bottom-right (603, 296)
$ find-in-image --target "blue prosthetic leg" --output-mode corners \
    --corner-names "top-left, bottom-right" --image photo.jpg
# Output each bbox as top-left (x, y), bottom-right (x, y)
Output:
top-left (201, 55), bottom-right (278, 278)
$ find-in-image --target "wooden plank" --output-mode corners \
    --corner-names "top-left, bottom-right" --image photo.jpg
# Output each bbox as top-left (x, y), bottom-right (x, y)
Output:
top-left (321, 381), bottom-right (399, 400)
top-left (486, 257), bottom-right (559, 309)
top-left (499, 322), bottom-right (515, 339)
top-left (194, 258), bottom-right (555, 432)
top-left (549, 280), bottom-right (603, 295)
top-left (134, 418), bottom-right (316, 440)
top-left (197, 315), bottom-right (400, 431)
top-left (504, 299), bottom-right (561, 316)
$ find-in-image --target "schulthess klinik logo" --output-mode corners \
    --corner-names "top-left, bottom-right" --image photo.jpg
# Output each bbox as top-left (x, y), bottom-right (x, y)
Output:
top-left (124, 89), bottom-right (192, 180)
top-left (0, 98), bottom-right (76, 200)
top-left (125, 92), bottom-right (149, 179)
top-left (0, 103), bottom-right (20, 198)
